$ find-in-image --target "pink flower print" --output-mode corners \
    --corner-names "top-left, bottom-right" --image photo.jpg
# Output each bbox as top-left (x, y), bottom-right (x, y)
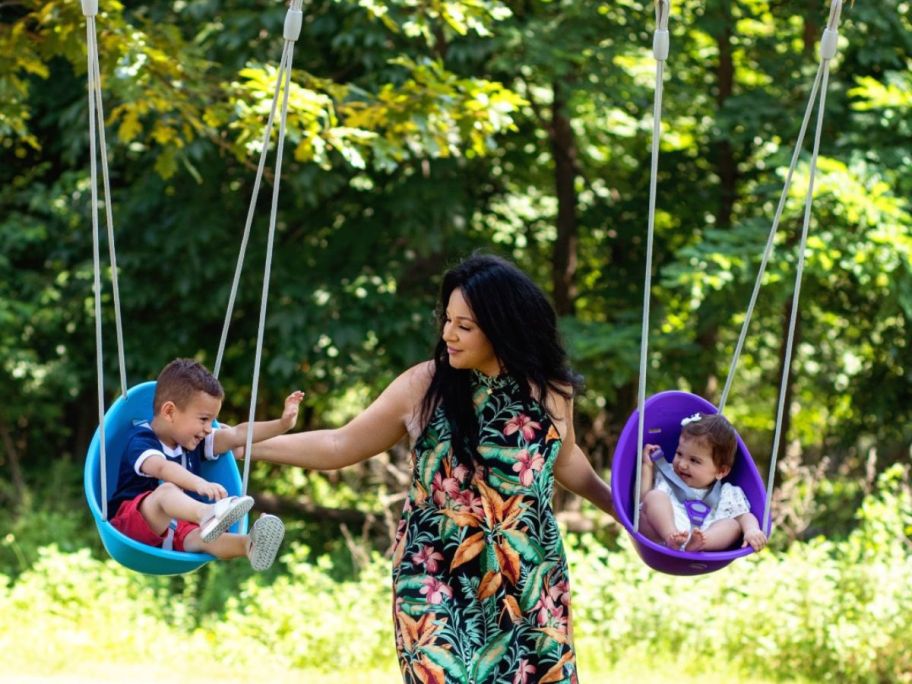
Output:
top-left (512, 659), bottom-right (536, 684)
top-left (504, 413), bottom-right (542, 441)
top-left (456, 489), bottom-right (484, 518)
top-left (431, 471), bottom-right (461, 507)
top-left (419, 577), bottom-right (454, 605)
top-left (534, 589), bottom-right (567, 628)
top-left (549, 579), bottom-right (571, 607)
top-left (411, 545), bottom-right (445, 573)
top-left (452, 463), bottom-right (469, 482)
top-left (512, 449), bottom-right (545, 486)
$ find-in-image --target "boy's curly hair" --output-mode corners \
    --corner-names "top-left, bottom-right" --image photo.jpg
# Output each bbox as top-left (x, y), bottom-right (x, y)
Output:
top-left (680, 412), bottom-right (738, 470)
top-left (153, 358), bottom-right (224, 414)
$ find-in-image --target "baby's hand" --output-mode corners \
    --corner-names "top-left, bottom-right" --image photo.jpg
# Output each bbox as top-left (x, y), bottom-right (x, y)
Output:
top-left (195, 478), bottom-right (227, 501)
top-left (742, 529), bottom-right (768, 551)
top-left (281, 390), bottom-right (305, 430)
top-left (642, 444), bottom-right (661, 468)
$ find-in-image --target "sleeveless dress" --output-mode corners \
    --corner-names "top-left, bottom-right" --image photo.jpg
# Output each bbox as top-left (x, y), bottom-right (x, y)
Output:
top-left (391, 370), bottom-right (578, 684)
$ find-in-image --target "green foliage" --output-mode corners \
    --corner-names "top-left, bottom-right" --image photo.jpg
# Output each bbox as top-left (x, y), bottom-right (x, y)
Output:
top-left (2, 472), bottom-right (911, 682)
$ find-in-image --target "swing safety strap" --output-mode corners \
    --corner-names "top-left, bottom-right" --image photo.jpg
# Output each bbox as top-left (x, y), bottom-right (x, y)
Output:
top-left (650, 451), bottom-right (723, 526)
top-left (632, 0), bottom-right (847, 537)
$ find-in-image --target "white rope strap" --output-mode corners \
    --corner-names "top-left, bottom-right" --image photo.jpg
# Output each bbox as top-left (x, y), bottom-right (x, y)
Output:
top-left (711, 0), bottom-right (843, 533)
top-left (633, 0), bottom-right (671, 533)
top-left (83, 0), bottom-right (129, 519)
top-left (762, 0), bottom-right (843, 534)
top-left (240, 0), bottom-right (304, 495)
top-left (213, 11), bottom-right (298, 380)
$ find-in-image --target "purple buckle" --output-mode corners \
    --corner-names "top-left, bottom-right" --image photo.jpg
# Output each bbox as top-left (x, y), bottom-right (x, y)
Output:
top-left (684, 499), bottom-right (711, 527)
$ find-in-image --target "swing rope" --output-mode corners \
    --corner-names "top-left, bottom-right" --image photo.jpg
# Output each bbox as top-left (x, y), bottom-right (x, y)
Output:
top-left (632, 0), bottom-right (845, 536)
top-left (632, 0), bottom-right (670, 533)
top-left (83, 0), bottom-right (304, 515)
top-left (239, 0), bottom-right (304, 496)
top-left (84, 0), bottom-right (129, 521)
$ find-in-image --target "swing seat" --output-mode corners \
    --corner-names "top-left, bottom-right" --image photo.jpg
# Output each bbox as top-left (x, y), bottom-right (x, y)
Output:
top-left (610, 391), bottom-right (768, 576)
top-left (83, 381), bottom-right (247, 576)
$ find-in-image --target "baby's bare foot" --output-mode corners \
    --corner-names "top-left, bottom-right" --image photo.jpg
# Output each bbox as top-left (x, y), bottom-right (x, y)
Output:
top-left (665, 531), bottom-right (689, 549)
top-left (685, 528), bottom-right (706, 552)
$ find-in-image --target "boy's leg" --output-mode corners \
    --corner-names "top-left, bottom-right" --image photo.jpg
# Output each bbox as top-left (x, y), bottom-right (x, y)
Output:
top-left (181, 514), bottom-right (284, 570)
top-left (182, 529), bottom-right (249, 559)
top-left (640, 490), bottom-right (687, 548)
top-left (139, 482), bottom-right (209, 535)
top-left (696, 518), bottom-right (741, 551)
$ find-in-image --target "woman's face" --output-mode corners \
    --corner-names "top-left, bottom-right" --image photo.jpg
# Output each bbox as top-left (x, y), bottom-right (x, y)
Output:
top-left (442, 288), bottom-right (500, 376)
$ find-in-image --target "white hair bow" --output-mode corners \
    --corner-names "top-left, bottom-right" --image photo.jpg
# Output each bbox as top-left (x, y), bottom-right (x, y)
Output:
top-left (680, 413), bottom-right (702, 426)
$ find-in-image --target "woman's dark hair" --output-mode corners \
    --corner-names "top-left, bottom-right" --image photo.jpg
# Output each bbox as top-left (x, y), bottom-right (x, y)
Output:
top-left (420, 253), bottom-right (582, 468)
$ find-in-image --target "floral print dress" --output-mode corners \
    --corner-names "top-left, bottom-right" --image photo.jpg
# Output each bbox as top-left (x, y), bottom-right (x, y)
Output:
top-left (391, 371), bottom-right (578, 684)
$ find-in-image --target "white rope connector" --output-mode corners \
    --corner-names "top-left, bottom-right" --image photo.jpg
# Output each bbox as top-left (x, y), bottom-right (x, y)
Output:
top-left (820, 28), bottom-right (839, 60)
top-left (284, 8), bottom-right (303, 41)
top-left (653, 29), bottom-right (670, 61)
top-left (82, 0), bottom-right (98, 17)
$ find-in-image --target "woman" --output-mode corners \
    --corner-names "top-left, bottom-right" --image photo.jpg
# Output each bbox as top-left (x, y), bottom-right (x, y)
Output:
top-left (252, 254), bottom-right (615, 683)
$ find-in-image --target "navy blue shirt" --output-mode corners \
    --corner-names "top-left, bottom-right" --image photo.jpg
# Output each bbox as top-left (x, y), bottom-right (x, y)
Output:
top-left (108, 422), bottom-right (220, 516)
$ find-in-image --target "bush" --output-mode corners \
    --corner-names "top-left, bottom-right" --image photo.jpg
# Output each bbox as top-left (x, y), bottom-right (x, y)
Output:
top-left (1, 466), bottom-right (910, 682)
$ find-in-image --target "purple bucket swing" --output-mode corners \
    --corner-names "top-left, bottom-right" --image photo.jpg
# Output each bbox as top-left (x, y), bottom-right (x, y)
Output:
top-left (610, 0), bottom-right (844, 575)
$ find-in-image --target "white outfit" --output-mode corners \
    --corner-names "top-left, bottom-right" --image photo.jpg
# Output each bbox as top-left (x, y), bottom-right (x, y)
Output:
top-left (654, 478), bottom-right (751, 532)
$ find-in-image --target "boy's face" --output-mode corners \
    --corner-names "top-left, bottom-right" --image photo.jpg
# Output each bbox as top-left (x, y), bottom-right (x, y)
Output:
top-left (161, 390), bottom-right (222, 451)
top-left (671, 434), bottom-right (730, 489)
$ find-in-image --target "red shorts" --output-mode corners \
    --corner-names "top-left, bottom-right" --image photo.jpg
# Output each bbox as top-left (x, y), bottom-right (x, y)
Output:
top-left (110, 491), bottom-right (199, 552)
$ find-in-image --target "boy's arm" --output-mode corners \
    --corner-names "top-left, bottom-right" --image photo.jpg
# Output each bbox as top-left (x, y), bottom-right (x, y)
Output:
top-left (213, 390), bottom-right (305, 454)
top-left (140, 455), bottom-right (227, 500)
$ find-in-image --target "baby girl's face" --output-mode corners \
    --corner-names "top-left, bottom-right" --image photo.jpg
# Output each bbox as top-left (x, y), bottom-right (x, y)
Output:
top-left (671, 434), bottom-right (729, 489)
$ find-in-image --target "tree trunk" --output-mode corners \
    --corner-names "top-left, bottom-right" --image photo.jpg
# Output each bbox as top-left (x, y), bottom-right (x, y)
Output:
top-left (0, 418), bottom-right (27, 504)
top-left (700, 3), bottom-right (737, 399)
top-left (549, 80), bottom-right (579, 317)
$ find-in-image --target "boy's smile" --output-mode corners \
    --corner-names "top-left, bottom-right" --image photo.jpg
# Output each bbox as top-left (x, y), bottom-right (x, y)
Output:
top-left (162, 391), bottom-right (223, 451)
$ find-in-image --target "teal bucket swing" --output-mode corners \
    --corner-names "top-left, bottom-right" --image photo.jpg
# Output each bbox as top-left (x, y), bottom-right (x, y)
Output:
top-left (80, 0), bottom-right (304, 575)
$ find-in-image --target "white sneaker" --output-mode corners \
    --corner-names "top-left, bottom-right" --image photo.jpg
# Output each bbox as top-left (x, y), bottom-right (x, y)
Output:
top-left (248, 514), bottom-right (285, 571)
top-left (199, 495), bottom-right (254, 543)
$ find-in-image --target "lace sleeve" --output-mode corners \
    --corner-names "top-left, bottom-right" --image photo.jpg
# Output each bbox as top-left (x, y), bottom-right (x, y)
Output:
top-left (716, 483), bottom-right (751, 520)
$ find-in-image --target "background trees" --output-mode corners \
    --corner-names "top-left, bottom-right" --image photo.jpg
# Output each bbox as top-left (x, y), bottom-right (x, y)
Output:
top-left (1, 0), bottom-right (910, 548)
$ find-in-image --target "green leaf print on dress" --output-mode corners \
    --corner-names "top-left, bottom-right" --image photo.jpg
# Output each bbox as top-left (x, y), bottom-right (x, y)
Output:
top-left (392, 371), bottom-right (578, 683)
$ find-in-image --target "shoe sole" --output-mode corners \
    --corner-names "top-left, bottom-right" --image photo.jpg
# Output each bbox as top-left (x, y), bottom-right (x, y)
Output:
top-left (249, 515), bottom-right (285, 571)
top-left (200, 496), bottom-right (254, 543)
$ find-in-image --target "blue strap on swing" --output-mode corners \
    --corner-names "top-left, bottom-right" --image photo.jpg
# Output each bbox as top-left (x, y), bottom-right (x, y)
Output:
top-left (650, 448), bottom-right (721, 527)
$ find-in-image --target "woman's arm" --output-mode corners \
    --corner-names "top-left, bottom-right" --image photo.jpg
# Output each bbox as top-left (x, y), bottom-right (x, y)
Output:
top-left (551, 397), bottom-right (616, 520)
top-left (249, 363), bottom-right (431, 471)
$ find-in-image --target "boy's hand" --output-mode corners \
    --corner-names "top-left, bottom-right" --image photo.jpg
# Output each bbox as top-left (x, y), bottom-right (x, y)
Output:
top-left (280, 390), bottom-right (305, 431)
top-left (194, 478), bottom-right (228, 501)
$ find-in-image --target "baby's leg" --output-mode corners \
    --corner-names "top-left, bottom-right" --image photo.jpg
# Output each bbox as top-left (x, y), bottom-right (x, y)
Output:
top-left (139, 482), bottom-right (209, 535)
top-left (182, 530), bottom-right (249, 560)
top-left (697, 518), bottom-right (741, 551)
top-left (640, 489), bottom-right (686, 548)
